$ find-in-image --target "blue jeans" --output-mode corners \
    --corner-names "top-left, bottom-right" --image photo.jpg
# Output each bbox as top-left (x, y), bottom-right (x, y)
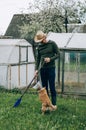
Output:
top-left (40, 67), bottom-right (57, 105)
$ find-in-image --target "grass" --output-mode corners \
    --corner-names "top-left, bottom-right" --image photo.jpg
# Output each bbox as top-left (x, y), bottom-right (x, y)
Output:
top-left (0, 90), bottom-right (86, 130)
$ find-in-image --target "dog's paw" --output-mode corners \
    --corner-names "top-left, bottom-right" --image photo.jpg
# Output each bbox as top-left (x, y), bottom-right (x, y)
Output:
top-left (49, 105), bottom-right (57, 111)
top-left (41, 107), bottom-right (51, 114)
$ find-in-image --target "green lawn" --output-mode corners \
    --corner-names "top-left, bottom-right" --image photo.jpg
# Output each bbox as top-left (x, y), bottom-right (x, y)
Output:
top-left (0, 90), bottom-right (86, 130)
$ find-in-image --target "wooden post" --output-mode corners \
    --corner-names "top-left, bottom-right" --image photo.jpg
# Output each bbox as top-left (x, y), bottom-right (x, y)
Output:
top-left (62, 51), bottom-right (65, 93)
top-left (8, 65), bottom-right (11, 89)
top-left (18, 65), bottom-right (20, 87)
top-left (58, 55), bottom-right (60, 86)
top-left (26, 64), bottom-right (28, 85)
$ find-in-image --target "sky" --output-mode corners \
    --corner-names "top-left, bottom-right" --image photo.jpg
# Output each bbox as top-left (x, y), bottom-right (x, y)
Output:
top-left (0, 0), bottom-right (34, 35)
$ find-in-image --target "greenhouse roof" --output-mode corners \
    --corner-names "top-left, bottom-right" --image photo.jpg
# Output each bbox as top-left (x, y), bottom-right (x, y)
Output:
top-left (47, 32), bottom-right (86, 51)
top-left (0, 39), bottom-right (31, 46)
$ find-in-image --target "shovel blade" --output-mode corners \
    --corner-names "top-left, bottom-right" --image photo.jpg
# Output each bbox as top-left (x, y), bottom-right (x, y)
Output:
top-left (13, 98), bottom-right (22, 107)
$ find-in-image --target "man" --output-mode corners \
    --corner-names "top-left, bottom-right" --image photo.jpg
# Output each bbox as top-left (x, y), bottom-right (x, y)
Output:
top-left (34, 30), bottom-right (60, 109)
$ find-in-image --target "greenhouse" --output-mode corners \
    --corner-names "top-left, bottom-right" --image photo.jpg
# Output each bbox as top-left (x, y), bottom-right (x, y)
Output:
top-left (47, 32), bottom-right (86, 95)
top-left (0, 39), bottom-right (35, 89)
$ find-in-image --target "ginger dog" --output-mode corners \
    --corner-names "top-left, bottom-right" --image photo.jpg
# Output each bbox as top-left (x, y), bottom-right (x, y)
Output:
top-left (33, 81), bottom-right (57, 113)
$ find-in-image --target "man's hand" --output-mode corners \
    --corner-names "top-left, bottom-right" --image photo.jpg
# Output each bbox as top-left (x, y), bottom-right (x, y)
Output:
top-left (34, 70), bottom-right (38, 77)
top-left (44, 57), bottom-right (50, 63)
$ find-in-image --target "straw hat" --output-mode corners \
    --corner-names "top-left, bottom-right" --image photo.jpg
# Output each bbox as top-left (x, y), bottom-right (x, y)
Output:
top-left (34, 30), bottom-right (46, 43)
